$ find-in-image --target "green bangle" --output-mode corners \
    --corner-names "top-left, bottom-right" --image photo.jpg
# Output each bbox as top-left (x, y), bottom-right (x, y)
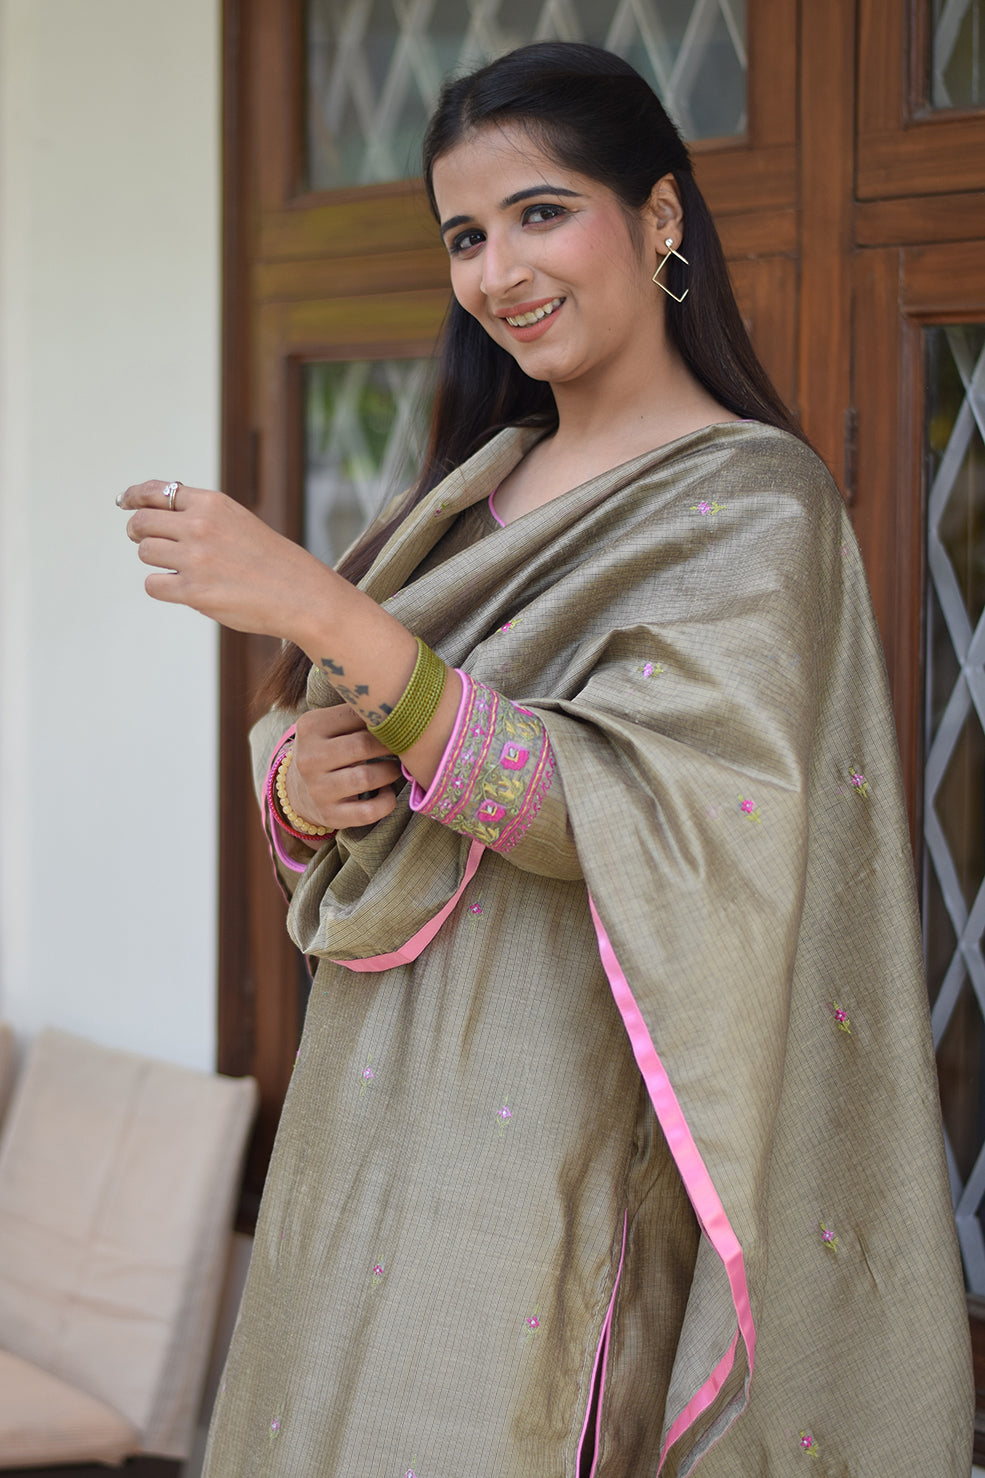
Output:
top-left (368, 637), bottom-right (447, 755)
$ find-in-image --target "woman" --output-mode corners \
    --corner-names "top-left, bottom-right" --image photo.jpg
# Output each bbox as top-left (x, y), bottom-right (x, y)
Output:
top-left (120, 43), bottom-right (970, 1478)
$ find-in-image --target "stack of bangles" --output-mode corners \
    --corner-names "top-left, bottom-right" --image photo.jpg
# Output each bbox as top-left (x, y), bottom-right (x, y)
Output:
top-left (268, 637), bottom-right (447, 844)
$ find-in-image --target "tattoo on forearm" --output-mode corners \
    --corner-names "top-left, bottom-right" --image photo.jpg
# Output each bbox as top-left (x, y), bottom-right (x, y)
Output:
top-left (321, 658), bottom-right (402, 729)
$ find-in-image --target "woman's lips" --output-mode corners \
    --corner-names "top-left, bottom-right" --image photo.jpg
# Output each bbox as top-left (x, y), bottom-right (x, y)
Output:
top-left (500, 296), bottom-right (565, 341)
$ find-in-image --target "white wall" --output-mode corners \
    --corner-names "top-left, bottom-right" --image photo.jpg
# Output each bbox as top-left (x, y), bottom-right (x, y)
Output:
top-left (0, 0), bottom-right (222, 1070)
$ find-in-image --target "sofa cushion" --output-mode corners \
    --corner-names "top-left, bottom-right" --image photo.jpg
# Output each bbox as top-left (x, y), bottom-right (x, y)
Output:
top-left (0, 1348), bottom-right (138, 1467)
top-left (0, 1029), bottom-right (257, 1458)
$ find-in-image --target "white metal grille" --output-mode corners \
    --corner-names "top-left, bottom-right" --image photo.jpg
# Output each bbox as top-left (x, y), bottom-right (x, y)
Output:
top-left (931, 0), bottom-right (985, 109)
top-left (304, 359), bottom-right (435, 567)
top-left (306, 0), bottom-right (747, 189)
top-left (923, 324), bottom-right (985, 1291)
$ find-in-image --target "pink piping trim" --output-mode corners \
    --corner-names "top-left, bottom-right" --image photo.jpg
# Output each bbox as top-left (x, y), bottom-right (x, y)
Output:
top-left (576, 1209), bottom-right (628, 1476)
top-left (488, 486), bottom-right (505, 528)
top-left (262, 724), bottom-right (309, 875)
top-left (331, 839), bottom-right (485, 972)
top-left (405, 670), bottom-right (470, 812)
top-left (587, 898), bottom-right (755, 1471)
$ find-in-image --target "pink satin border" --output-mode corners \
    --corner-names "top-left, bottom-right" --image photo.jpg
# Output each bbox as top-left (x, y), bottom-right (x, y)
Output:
top-left (331, 838), bottom-right (485, 972)
top-left (587, 897), bottom-right (755, 1471)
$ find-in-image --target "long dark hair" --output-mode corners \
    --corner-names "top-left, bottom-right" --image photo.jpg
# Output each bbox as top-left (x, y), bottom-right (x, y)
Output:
top-left (261, 41), bottom-right (803, 711)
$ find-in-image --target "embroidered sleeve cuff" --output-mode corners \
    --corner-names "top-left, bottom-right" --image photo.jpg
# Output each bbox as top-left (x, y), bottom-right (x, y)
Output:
top-left (406, 672), bottom-right (555, 853)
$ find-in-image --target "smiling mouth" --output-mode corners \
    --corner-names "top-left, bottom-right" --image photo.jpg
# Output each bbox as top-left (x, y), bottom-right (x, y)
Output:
top-left (504, 297), bottom-right (564, 328)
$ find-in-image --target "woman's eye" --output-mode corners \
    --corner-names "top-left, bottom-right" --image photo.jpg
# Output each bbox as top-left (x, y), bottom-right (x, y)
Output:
top-left (523, 203), bottom-right (567, 226)
top-left (448, 228), bottom-right (485, 255)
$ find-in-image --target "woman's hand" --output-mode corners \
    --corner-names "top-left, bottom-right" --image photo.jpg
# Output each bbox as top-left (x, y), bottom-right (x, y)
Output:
top-left (288, 705), bottom-right (403, 832)
top-left (118, 479), bottom-right (335, 642)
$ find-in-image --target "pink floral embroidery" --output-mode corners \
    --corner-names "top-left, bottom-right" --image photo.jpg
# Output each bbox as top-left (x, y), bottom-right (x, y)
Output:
top-left (638, 661), bottom-right (664, 678)
top-left (523, 1307), bottom-right (542, 1340)
top-left (798, 1431), bottom-right (818, 1457)
top-left (738, 795), bottom-right (761, 823)
top-left (270, 1417), bottom-right (282, 1440)
top-left (412, 676), bottom-right (554, 851)
top-left (499, 617), bottom-right (523, 633)
top-left (500, 742), bottom-right (529, 770)
top-left (497, 1098), bottom-right (513, 1137)
top-left (820, 1223), bottom-right (838, 1252)
top-left (468, 901), bottom-right (483, 917)
top-left (372, 1262), bottom-right (385, 1285)
top-left (691, 498), bottom-right (725, 515)
top-left (827, 1002), bottom-right (852, 1035)
top-left (360, 1057), bottom-right (376, 1095)
top-left (849, 767), bottom-right (869, 797)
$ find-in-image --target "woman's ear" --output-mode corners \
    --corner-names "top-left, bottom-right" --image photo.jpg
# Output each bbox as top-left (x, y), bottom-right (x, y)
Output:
top-left (642, 173), bottom-right (684, 252)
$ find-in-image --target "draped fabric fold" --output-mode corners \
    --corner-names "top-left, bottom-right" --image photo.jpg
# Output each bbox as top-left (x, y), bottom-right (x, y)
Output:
top-left (213, 423), bottom-right (970, 1478)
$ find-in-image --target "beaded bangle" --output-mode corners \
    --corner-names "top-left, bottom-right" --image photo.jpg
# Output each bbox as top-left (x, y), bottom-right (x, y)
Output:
top-left (367, 637), bottom-right (448, 755)
top-left (274, 749), bottom-right (332, 838)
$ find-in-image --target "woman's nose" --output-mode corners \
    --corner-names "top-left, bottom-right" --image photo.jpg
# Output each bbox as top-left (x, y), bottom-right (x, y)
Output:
top-left (480, 234), bottom-right (532, 298)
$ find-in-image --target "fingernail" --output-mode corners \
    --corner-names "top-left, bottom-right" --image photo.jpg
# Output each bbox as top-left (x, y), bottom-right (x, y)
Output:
top-left (115, 492), bottom-right (125, 507)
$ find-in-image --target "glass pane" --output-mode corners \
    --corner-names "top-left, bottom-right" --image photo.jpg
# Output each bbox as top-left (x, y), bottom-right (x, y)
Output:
top-left (303, 358), bottom-right (436, 567)
top-left (306, 0), bottom-right (748, 191)
top-left (923, 323), bottom-right (985, 1290)
top-left (930, 0), bottom-right (985, 110)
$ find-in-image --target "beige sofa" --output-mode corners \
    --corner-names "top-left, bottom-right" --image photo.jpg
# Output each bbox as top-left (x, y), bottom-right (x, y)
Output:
top-left (0, 1028), bottom-right (257, 1471)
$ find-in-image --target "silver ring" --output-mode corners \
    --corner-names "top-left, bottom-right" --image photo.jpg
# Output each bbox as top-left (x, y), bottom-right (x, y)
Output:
top-left (164, 481), bottom-right (180, 511)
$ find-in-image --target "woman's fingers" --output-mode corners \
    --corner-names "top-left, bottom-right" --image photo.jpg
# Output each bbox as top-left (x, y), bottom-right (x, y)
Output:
top-left (117, 479), bottom-right (194, 511)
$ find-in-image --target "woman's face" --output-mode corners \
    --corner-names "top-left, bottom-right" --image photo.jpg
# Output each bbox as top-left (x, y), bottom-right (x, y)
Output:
top-left (431, 124), bottom-right (667, 394)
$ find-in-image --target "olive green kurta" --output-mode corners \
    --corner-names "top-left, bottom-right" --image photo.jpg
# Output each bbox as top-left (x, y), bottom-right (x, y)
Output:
top-left (204, 423), bottom-right (971, 1477)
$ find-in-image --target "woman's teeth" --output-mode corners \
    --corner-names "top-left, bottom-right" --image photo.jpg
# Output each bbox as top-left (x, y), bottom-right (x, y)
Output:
top-left (505, 297), bottom-right (563, 327)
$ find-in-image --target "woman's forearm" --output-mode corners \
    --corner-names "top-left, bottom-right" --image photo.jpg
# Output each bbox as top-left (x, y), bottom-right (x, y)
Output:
top-left (292, 573), bottom-right (460, 791)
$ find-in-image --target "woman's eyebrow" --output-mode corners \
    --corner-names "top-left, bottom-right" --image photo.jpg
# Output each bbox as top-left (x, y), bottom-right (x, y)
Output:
top-left (440, 185), bottom-right (583, 237)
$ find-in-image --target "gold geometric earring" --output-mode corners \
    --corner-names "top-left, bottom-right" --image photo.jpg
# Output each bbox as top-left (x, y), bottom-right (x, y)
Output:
top-left (652, 237), bottom-right (689, 302)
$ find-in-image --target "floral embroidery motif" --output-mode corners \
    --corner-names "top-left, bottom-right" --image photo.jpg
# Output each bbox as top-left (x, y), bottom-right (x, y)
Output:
top-left (360, 1057), bottom-right (376, 1095)
top-left (827, 1002), bottom-right (852, 1035)
top-left (638, 661), bottom-right (664, 678)
top-left (798, 1432), bottom-right (819, 1458)
top-left (270, 1417), bottom-right (282, 1441)
top-left (691, 498), bottom-right (725, 515)
top-left (738, 795), bottom-right (761, 823)
top-left (415, 676), bottom-right (555, 853)
top-left (848, 767), bottom-right (870, 798)
top-left (497, 1098), bottom-right (513, 1137)
top-left (499, 617), bottom-right (524, 633)
top-left (372, 1262), bottom-right (385, 1286)
top-left (523, 1307), bottom-right (542, 1340)
top-left (820, 1223), bottom-right (838, 1252)
top-left (468, 901), bottom-right (483, 917)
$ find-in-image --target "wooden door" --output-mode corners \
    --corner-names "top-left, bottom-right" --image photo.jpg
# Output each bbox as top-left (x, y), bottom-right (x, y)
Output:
top-left (851, 0), bottom-right (985, 1444)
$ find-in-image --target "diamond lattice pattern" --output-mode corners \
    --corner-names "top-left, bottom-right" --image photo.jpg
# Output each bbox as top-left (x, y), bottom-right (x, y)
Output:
top-left (923, 325), bottom-right (985, 1292)
top-left (307, 0), bottom-right (747, 189)
top-left (932, 0), bottom-right (985, 109)
top-left (305, 359), bottom-right (436, 568)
